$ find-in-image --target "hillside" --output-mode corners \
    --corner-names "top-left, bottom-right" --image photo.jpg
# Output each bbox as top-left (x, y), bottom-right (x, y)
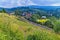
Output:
top-left (0, 13), bottom-right (60, 40)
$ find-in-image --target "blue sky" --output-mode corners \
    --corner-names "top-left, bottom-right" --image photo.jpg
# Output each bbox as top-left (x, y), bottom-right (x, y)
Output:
top-left (0, 0), bottom-right (60, 8)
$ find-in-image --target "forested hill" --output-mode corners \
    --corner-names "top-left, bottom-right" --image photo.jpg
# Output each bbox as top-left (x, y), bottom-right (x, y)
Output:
top-left (0, 6), bottom-right (60, 18)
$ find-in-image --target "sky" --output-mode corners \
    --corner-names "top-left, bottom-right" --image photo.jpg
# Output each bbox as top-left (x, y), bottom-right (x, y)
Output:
top-left (0, 0), bottom-right (60, 8)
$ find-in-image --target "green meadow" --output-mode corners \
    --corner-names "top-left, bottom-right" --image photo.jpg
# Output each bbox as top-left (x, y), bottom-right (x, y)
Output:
top-left (0, 13), bottom-right (60, 40)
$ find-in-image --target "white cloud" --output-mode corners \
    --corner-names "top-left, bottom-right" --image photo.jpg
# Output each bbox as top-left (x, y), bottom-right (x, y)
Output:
top-left (27, 0), bottom-right (37, 5)
top-left (17, 0), bottom-right (37, 6)
top-left (51, 3), bottom-right (60, 6)
top-left (1, 0), bottom-right (60, 8)
top-left (0, 0), bottom-right (37, 8)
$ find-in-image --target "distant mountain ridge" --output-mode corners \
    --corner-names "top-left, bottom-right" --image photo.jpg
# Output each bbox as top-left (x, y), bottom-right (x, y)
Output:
top-left (0, 5), bottom-right (60, 13)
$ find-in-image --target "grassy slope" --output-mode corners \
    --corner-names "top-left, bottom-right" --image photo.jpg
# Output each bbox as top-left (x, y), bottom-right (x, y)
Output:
top-left (0, 13), bottom-right (60, 40)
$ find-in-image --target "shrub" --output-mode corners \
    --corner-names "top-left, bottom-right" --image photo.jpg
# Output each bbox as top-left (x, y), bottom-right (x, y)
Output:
top-left (30, 14), bottom-right (40, 22)
top-left (37, 19), bottom-right (49, 25)
top-left (27, 35), bottom-right (36, 40)
top-left (53, 21), bottom-right (60, 33)
top-left (44, 20), bottom-right (54, 28)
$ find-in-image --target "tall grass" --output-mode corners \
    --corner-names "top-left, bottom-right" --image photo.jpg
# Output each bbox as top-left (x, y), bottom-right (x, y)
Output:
top-left (0, 13), bottom-right (60, 40)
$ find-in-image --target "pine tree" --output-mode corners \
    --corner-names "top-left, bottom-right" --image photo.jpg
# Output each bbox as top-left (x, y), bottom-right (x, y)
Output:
top-left (2, 8), bottom-right (6, 13)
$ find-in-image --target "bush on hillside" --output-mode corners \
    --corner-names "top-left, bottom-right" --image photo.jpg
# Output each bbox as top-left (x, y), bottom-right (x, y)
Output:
top-left (37, 19), bottom-right (48, 25)
top-left (30, 14), bottom-right (40, 22)
top-left (27, 35), bottom-right (36, 40)
top-left (44, 20), bottom-right (54, 28)
top-left (15, 9), bottom-right (22, 16)
top-left (53, 21), bottom-right (60, 33)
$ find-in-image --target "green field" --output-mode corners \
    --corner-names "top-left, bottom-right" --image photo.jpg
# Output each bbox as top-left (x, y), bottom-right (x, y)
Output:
top-left (0, 13), bottom-right (60, 40)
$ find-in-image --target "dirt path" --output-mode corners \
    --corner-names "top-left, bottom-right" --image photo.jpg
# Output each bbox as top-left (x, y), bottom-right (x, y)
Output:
top-left (20, 17), bottom-right (53, 30)
top-left (28, 20), bottom-right (52, 30)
